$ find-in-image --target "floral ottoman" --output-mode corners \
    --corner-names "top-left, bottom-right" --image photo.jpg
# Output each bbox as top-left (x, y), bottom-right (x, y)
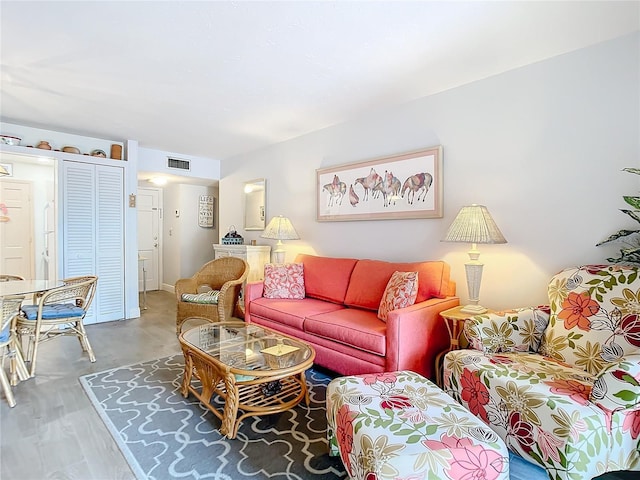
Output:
top-left (326, 370), bottom-right (509, 480)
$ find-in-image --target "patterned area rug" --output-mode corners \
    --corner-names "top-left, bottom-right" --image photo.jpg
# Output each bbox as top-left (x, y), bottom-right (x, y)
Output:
top-left (79, 355), bottom-right (346, 480)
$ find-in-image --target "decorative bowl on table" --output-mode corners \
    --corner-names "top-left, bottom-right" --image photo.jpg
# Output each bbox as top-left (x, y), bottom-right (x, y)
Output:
top-left (0, 135), bottom-right (21, 146)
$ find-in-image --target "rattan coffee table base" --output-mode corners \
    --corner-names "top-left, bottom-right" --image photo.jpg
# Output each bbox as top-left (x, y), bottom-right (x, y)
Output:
top-left (180, 336), bottom-right (313, 439)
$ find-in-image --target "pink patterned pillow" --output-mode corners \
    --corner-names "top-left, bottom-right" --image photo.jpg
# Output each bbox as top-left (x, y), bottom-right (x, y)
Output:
top-left (377, 271), bottom-right (419, 321)
top-left (263, 263), bottom-right (306, 299)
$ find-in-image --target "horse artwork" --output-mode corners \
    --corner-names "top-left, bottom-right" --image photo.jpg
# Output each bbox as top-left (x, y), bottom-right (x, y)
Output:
top-left (401, 172), bottom-right (433, 205)
top-left (316, 146), bottom-right (442, 221)
top-left (322, 174), bottom-right (347, 207)
top-left (354, 168), bottom-right (382, 201)
top-left (378, 170), bottom-right (402, 207)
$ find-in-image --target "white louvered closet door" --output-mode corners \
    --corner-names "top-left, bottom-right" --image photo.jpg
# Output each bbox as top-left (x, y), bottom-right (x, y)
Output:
top-left (63, 161), bottom-right (125, 324)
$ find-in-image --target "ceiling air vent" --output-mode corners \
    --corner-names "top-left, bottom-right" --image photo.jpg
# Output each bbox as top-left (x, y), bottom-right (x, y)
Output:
top-left (167, 157), bottom-right (190, 171)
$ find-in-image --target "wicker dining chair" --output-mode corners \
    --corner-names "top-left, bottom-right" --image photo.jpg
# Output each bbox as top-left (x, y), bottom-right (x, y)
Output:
top-left (15, 275), bottom-right (98, 377)
top-left (0, 295), bottom-right (25, 407)
top-left (175, 257), bottom-right (249, 335)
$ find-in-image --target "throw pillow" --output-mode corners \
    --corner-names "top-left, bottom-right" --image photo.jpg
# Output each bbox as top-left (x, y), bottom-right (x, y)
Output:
top-left (181, 290), bottom-right (220, 304)
top-left (378, 271), bottom-right (419, 322)
top-left (263, 263), bottom-right (305, 299)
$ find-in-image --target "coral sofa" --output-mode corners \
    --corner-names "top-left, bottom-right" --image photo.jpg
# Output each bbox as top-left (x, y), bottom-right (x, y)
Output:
top-left (444, 264), bottom-right (640, 480)
top-left (245, 254), bottom-right (458, 380)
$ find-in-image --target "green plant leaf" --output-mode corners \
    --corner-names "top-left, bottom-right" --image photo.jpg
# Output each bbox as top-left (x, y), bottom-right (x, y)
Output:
top-left (622, 209), bottom-right (640, 223)
top-left (619, 248), bottom-right (640, 264)
top-left (596, 230), bottom-right (640, 245)
top-left (623, 196), bottom-right (640, 209)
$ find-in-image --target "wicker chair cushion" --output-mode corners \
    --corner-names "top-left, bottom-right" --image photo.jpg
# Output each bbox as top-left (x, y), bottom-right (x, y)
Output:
top-left (21, 303), bottom-right (85, 320)
top-left (0, 326), bottom-right (9, 342)
top-left (181, 290), bottom-right (220, 304)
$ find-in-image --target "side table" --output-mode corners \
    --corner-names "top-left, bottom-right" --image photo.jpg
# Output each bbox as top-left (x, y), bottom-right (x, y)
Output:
top-left (435, 306), bottom-right (495, 387)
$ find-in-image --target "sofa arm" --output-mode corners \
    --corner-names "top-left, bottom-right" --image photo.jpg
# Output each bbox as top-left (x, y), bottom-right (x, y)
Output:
top-left (244, 281), bottom-right (264, 323)
top-left (385, 296), bottom-right (459, 381)
top-left (464, 306), bottom-right (550, 354)
top-left (590, 353), bottom-right (640, 414)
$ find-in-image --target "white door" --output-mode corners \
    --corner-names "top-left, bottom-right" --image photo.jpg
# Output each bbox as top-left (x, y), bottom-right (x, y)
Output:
top-left (63, 161), bottom-right (124, 324)
top-left (137, 188), bottom-right (160, 291)
top-left (0, 180), bottom-right (34, 278)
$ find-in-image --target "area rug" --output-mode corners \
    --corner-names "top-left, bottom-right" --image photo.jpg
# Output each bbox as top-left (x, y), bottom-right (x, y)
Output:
top-left (79, 355), bottom-right (346, 480)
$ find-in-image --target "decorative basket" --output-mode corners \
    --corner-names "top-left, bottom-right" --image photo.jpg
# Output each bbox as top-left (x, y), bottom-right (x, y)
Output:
top-left (222, 225), bottom-right (244, 245)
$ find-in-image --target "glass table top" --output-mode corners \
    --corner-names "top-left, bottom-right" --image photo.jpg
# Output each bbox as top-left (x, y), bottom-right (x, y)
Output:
top-left (180, 322), bottom-right (314, 373)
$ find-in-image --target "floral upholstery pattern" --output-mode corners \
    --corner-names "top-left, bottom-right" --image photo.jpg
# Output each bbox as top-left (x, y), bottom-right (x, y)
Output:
top-left (263, 262), bottom-right (305, 299)
top-left (444, 264), bottom-right (640, 480)
top-left (377, 271), bottom-right (418, 322)
top-left (326, 370), bottom-right (509, 480)
top-left (464, 306), bottom-right (550, 354)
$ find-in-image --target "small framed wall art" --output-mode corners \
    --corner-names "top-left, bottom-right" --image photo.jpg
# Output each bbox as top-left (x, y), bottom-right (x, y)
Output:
top-left (316, 146), bottom-right (443, 221)
top-left (198, 195), bottom-right (215, 228)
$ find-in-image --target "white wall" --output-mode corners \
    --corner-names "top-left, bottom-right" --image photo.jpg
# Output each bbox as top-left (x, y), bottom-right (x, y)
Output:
top-left (161, 183), bottom-right (220, 289)
top-left (219, 32), bottom-right (640, 310)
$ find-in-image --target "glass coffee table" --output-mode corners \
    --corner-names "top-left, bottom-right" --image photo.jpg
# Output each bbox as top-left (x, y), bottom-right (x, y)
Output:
top-left (179, 321), bottom-right (316, 439)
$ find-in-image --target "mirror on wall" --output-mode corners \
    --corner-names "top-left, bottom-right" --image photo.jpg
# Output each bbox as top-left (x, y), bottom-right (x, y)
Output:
top-left (244, 178), bottom-right (266, 231)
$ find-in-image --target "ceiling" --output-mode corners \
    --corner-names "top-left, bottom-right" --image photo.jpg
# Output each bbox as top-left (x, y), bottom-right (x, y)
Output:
top-left (1, 1), bottom-right (639, 162)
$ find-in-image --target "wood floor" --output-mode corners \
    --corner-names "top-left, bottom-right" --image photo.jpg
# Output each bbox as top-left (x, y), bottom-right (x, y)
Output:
top-left (0, 290), bottom-right (182, 480)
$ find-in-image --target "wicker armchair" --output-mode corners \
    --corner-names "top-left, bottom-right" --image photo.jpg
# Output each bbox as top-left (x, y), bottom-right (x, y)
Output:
top-left (175, 257), bottom-right (249, 335)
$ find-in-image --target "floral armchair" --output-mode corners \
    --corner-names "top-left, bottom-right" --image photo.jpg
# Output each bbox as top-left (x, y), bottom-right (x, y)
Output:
top-left (443, 264), bottom-right (640, 480)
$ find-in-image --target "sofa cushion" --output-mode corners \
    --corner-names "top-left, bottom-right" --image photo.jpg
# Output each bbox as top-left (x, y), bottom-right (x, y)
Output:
top-left (344, 259), bottom-right (450, 310)
top-left (263, 263), bottom-right (305, 299)
top-left (540, 265), bottom-right (640, 375)
top-left (305, 308), bottom-right (386, 355)
top-left (294, 254), bottom-right (358, 304)
top-left (377, 271), bottom-right (418, 321)
top-left (249, 297), bottom-right (345, 331)
top-left (590, 353), bottom-right (640, 412)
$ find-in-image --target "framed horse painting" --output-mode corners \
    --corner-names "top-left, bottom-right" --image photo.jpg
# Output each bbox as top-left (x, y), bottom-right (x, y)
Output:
top-left (316, 146), bottom-right (443, 221)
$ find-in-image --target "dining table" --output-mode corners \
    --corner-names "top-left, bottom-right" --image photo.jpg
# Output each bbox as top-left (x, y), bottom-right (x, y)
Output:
top-left (0, 279), bottom-right (64, 298)
top-left (0, 279), bottom-right (64, 385)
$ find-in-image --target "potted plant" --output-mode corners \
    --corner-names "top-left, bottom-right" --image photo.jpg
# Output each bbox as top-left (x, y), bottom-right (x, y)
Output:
top-left (596, 167), bottom-right (640, 265)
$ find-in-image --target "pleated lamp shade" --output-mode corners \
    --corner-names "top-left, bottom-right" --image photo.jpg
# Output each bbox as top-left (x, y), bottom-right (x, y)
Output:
top-left (261, 215), bottom-right (299, 263)
top-left (261, 216), bottom-right (299, 241)
top-left (442, 205), bottom-right (506, 245)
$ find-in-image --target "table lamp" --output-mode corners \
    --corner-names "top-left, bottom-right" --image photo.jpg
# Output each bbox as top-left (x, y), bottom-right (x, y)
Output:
top-left (261, 215), bottom-right (299, 263)
top-left (442, 204), bottom-right (506, 314)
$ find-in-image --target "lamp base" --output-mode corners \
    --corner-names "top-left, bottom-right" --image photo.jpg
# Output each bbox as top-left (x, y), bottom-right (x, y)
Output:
top-left (273, 250), bottom-right (285, 264)
top-left (460, 304), bottom-right (487, 315)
